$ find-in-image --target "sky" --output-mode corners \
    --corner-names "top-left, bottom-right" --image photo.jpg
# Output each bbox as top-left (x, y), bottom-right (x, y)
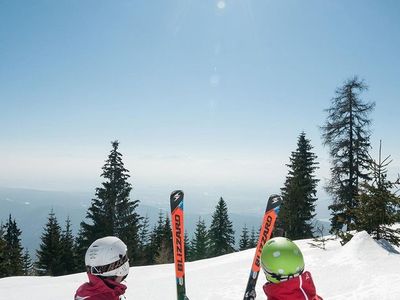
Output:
top-left (0, 0), bottom-right (399, 217)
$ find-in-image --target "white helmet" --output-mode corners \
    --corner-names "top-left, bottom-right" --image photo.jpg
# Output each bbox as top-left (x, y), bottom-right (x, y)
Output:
top-left (85, 236), bottom-right (130, 277)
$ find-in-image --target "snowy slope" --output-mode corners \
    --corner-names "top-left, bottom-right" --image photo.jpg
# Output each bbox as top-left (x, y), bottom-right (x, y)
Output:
top-left (1, 231), bottom-right (399, 300)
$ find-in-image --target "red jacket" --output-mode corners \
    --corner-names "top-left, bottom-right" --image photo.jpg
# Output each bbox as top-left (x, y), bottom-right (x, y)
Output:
top-left (263, 271), bottom-right (322, 300)
top-left (74, 273), bottom-right (127, 300)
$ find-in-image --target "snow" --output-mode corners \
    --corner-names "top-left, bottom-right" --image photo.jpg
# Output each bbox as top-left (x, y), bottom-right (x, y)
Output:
top-left (1, 231), bottom-right (399, 300)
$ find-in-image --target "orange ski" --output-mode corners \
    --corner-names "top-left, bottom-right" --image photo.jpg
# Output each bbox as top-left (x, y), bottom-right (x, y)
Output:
top-left (244, 194), bottom-right (282, 300)
top-left (170, 190), bottom-right (187, 300)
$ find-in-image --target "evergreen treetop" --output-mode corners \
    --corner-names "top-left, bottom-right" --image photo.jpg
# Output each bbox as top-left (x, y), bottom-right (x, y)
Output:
top-left (36, 210), bottom-right (63, 276)
top-left (208, 197), bottom-right (235, 257)
top-left (248, 226), bottom-right (258, 248)
top-left (79, 140), bottom-right (141, 261)
top-left (190, 217), bottom-right (209, 260)
top-left (239, 224), bottom-right (250, 251)
top-left (22, 249), bottom-right (33, 276)
top-left (280, 132), bottom-right (319, 239)
top-left (60, 217), bottom-right (77, 274)
top-left (2, 215), bottom-right (24, 277)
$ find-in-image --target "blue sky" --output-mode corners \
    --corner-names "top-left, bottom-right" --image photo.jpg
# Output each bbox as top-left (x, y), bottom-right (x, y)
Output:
top-left (1, 0), bottom-right (399, 217)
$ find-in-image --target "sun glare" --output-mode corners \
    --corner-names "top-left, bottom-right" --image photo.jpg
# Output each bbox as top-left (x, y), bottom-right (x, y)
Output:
top-left (217, 1), bottom-right (226, 10)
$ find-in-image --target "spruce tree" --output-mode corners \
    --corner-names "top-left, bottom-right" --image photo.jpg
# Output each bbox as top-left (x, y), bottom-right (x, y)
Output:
top-left (36, 210), bottom-right (63, 276)
top-left (3, 215), bottom-right (24, 277)
top-left (248, 226), bottom-right (258, 248)
top-left (60, 217), bottom-right (76, 274)
top-left (280, 132), bottom-right (319, 239)
top-left (208, 197), bottom-right (235, 257)
top-left (139, 215), bottom-right (150, 250)
top-left (147, 211), bottom-right (166, 264)
top-left (154, 214), bottom-right (173, 264)
top-left (190, 217), bottom-right (209, 260)
top-left (239, 224), bottom-right (250, 250)
top-left (321, 77), bottom-right (375, 237)
top-left (184, 231), bottom-right (191, 261)
top-left (137, 215), bottom-right (151, 265)
top-left (74, 227), bottom-right (88, 272)
top-left (152, 212), bottom-right (166, 253)
top-left (355, 143), bottom-right (400, 246)
top-left (22, 249), bottom-right (33, 275)
top-left (162, 215), bottom-right (173, 251)
top-left (0, 223), bottom-right (7, 277)
top-left (146, 224), bottom-right (158, 264)
top-left (160, 214), bottom-right (173, 263)
top-left (79, 141), bottom-right (141, 261)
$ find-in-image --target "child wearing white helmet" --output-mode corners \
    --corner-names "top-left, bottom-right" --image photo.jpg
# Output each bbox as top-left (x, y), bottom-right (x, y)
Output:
top-left (74, 236), bottom-right (130, 300)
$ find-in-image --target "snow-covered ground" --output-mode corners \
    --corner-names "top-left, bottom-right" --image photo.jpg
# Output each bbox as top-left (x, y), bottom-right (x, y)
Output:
top-left (1, 231), bottom-right (399, 300)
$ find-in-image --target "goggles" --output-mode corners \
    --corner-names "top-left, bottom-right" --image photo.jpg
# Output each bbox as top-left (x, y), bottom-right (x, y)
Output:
top-left (87, 254), bottom-right (129, 275)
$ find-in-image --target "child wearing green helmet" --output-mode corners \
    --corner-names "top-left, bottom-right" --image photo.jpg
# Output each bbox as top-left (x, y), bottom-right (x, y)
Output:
top-left (260, 237), bottom-right (322, 300)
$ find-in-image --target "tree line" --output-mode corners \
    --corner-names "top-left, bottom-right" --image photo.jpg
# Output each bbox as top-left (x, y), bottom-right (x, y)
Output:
top-left (0, 192), bottom-right (251, 276)
top-left (1, 76), bottom-right (399, 278)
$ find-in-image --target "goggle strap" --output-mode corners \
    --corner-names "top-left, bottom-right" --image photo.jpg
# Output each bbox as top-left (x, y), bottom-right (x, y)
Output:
top-left (264, 267), bottom-right (304, 282)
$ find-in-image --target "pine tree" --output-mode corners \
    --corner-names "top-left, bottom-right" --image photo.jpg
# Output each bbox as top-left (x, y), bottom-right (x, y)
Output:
top-left (0, 223), bottom-right (7, 277)
top-left (60, 217), bottom-right (76, 274)
top-left (248, 226), bottom-right (258, 248)
top-left (152, 212), bottom-right (166, 255)
top-left (36, 210), bottom-right (63, 276)
top-left (137, 215), bottom-right (151, 265)
top-left (160, 214), bottom-right (173, 263)
top-left (74, 227), bottom-right (88, 272)
top-left (355, 142), bottom-right (400, 246)
top-left (190, 217), bottom-right (209, 260)
top-left (2, 215), bottom-right (24, 277)
top-left (145, 224), bottom-right (157, 264)
top-left (321, 77), bottom-right (375, 237)
top-left (162, 215), bottom-right (173, 251)
top-left (139, 215), bottom-right (150, 250)
top-left (154, 240), bottom-right (173, 264)
top-left (208, 197), bottom-right (235, 257)
top-left (147, 211), bottom-right (166, 264)
top-left (184, 231), bottom-right (191, 261)
top-left (154, 214), bottom-right (173, 264)
top-left (79, 141), bottom-right (141, 261)
top-left (22, 249), bottom-right (33, 275)
top-left (239, 224), bottom-right (250, 250)
top-left (279, 132), bottom-right (319, 239)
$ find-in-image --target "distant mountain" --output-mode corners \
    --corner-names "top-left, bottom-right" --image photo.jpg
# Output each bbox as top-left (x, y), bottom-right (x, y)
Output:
top-left (0, 187), bottom-right (91, 255)
top-left (0, 187), bottom-right (170, 254)
top-left (0, 187), bottom-right (264, 253)
top-left (0, 187), bottom-right (331, 256)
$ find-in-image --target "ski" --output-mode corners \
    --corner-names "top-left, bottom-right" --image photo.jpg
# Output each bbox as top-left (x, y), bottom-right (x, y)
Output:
top-left (170, 190), bottom-right (188, 300)
top-left (243, 194), bottom-right (283, 300)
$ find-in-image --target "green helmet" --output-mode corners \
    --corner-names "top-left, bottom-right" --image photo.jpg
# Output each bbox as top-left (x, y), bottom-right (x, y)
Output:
top-left (260, 237), bottom-right (304, 283)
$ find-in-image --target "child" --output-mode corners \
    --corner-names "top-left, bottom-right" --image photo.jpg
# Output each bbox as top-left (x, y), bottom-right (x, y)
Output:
top-left (75, 236), bottom-right (130, 300)
top-left (260, 237), bottom-right (322, 300)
